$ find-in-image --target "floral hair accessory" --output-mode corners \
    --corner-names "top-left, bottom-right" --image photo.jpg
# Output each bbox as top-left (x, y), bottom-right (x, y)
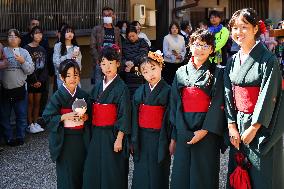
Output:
top-left (148, 50), bottom-right (164, 63)
top-left (111, 44), bottom-right (121, 53)
top-left (259, 20), bottom-right (267, 34)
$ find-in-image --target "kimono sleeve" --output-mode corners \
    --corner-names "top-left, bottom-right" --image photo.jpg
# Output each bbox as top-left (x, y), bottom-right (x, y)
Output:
top-left (202, 67), bottom-right (226, 136)
top-left (170, 76), bottom-right (179, 140)
top-left (131, 89), bottom-right (141, 161)
top-left (42, 93), bottom-right (63, 132)
top-left (251, 56), bottom-right (282, 128)
top-left (42, 93), bottom-right (64, 162)
top-left (114, 86), bottom-right (131, 135)
top-left (224, 58), bottom-right (237, 123)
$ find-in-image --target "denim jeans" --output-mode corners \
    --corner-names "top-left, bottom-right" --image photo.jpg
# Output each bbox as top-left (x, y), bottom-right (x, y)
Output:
top-left (1, 92), bottom-right (28, 141)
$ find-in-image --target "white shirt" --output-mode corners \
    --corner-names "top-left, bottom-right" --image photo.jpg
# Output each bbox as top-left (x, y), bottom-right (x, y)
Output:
top-left (149, 79), bottom-right (161, 91)
top-left (103, 74), bottom-right (117, 91)
top-left (181, 30), bottom-right (188, 38)
top-left (239, 41), bottom-right (260, 64)
top-left (63, 83), bottom-right (77, 97)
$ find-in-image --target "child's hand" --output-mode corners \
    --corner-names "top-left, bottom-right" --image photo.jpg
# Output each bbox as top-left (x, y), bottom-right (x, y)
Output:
top-left (80, 113), bottom-right (88, 122)
top-left (187, 129), bottom-right (208, 145)
top-left (114, 138), bottom-right (123, 152)
top-left (169, 139), bottom-right (176, 156)
top-left (61, 112), bottom-right (79, 122)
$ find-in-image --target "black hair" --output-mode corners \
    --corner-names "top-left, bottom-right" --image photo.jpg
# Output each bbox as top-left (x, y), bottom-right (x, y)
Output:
top-left (169, 21), bottom-right (181, 34)
top-left (115, 20), bottom-right (129, 29)
top-left (180, 20), bottom-right (190, 31)
top-left (228, 8), bottom-right (260, 38)
top-left (138, 56), bottom-right (163, 73)
top-left (29, 17), bottom-right (40, 24)
top-left (189, 28), bottom-right (215, 53)
top-left (8, 29), bottom-right (21, 38)
top-left (131, 20), bottom-right (141, 27)
top-left (60, 25), bottom-right (78, 56)
top-left (57, 22), bottom-right (68, 32)
top-left (126, 25), bottom-right (137, 36)
top-left (209, 10), bottom-right (221, 18)
top-left (59, 59), bottom-right (80, 79)
top-left (30, 26), bottom-right (43, 39)
top-left (102, 6), bottom-right (114, 13)
top-left (99, 46), bottom-right (120, 62)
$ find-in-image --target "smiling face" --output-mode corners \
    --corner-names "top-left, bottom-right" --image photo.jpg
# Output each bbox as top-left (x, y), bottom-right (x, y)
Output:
top-left (231, 16), bottom-right (258, 48)
top-left (60, 67), bottom-right (80, 91)
top-left (100, 57), bottom-right (120, 80)
top-left (140, 61), bottom-right (162, 87)
top-left (190, 39), bottom-right (213, 64)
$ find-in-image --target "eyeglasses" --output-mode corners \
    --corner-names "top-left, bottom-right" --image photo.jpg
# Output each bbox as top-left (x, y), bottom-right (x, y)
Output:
top-left (8, 35), bottom-right (19, 39)
top-left (191, 43), bottom-right (211, 50)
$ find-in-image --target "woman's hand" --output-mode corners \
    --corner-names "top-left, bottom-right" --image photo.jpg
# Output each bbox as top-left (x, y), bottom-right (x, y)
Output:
top-left (33, 82), bottom-right (41, 88)
top-left (241, 123), bottom-right (261, 145)
top-left (61, 112), bottom-right (79, 122)
top-left (187, 129), bottom-right (208, 144)
top-left (14, 54), bottom-right (25, 64)
top-left (228, 123), bottom-right (241, 150)
top-left (125, 61), bottom-right (134, 72)
top-left (169, 139), bottom-right (176, 156)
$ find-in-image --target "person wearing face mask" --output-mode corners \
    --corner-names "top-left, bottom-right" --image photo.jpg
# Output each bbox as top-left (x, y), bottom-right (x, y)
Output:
top-left (90, 6), bottom-right (122, 85)
top-left (116, 20), bottom-right (129, 44)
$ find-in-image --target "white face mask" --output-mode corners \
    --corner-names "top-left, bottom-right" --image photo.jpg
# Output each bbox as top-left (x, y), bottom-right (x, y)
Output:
top-left (103, 17), bottom-right (113, 24)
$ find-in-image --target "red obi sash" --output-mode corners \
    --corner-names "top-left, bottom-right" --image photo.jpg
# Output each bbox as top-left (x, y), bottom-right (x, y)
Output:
top-left (181, 87), bottom-right (211, 112)
top-left (60, 108), bottom-right (84, 130)
top-left (138, 104), bottom-right (165, 129)
top-left (233, 86), bottom-right (260, 114)
top-left (92, 103), bottom-right (117, 126)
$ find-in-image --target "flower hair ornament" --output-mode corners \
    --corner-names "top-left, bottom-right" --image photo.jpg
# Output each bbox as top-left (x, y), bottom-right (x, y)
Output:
top-left (111, 44), bottom-right (121, 53)
top-left (259, 20), bottom-right (267, 34)
top-left (148, 50), bottom-right (164, 63)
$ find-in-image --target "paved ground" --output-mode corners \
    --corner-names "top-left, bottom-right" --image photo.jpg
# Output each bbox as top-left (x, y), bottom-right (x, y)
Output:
top-left (0, 131), bottom-right (230, 189)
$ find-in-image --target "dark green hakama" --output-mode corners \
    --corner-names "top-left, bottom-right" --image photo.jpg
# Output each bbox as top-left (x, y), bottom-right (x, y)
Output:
top-left (170, 61), bottom-right (226, 189)
top-left (131, 80), bottom-right (171, 189)
top-left (224, 42), bottom-right (284, 189)
top-left (83, 76), bottom-right (131, 189)
top-left (42, 86), bottom-right (91, 189)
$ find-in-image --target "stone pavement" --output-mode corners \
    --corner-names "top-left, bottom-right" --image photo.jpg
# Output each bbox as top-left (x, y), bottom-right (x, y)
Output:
top-left (0, 131), bottom-right (230, 189)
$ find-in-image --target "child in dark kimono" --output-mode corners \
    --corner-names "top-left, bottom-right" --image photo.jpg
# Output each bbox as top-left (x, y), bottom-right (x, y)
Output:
top-left (225, 8), bottom-right (284, 189)
top-left (131, 51), bottom-right (171, 189)
top-left (170, 29), bottom-right (226, 189)
top-left (42, 59), bottom-right (90, 189)
top-left (83, 46), bottom-right (131, 189)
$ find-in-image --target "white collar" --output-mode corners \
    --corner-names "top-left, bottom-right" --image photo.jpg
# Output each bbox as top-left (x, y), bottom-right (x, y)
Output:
top-left (62, 83), bottom-right (77, 97)
top-left (181, 30), bottom-right (188, 37)
top-left (103, 74), bottom-right (117, 91)
top-left (149, 79), bottom-right (161, 91)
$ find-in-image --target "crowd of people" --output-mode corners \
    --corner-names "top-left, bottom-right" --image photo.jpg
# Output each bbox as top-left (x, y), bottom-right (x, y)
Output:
top-left (0, 5), bottom-right (284, 189)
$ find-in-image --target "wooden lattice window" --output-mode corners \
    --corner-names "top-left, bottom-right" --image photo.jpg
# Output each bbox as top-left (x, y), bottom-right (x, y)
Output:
top-left (0, 0), bottom-right (128, 35)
